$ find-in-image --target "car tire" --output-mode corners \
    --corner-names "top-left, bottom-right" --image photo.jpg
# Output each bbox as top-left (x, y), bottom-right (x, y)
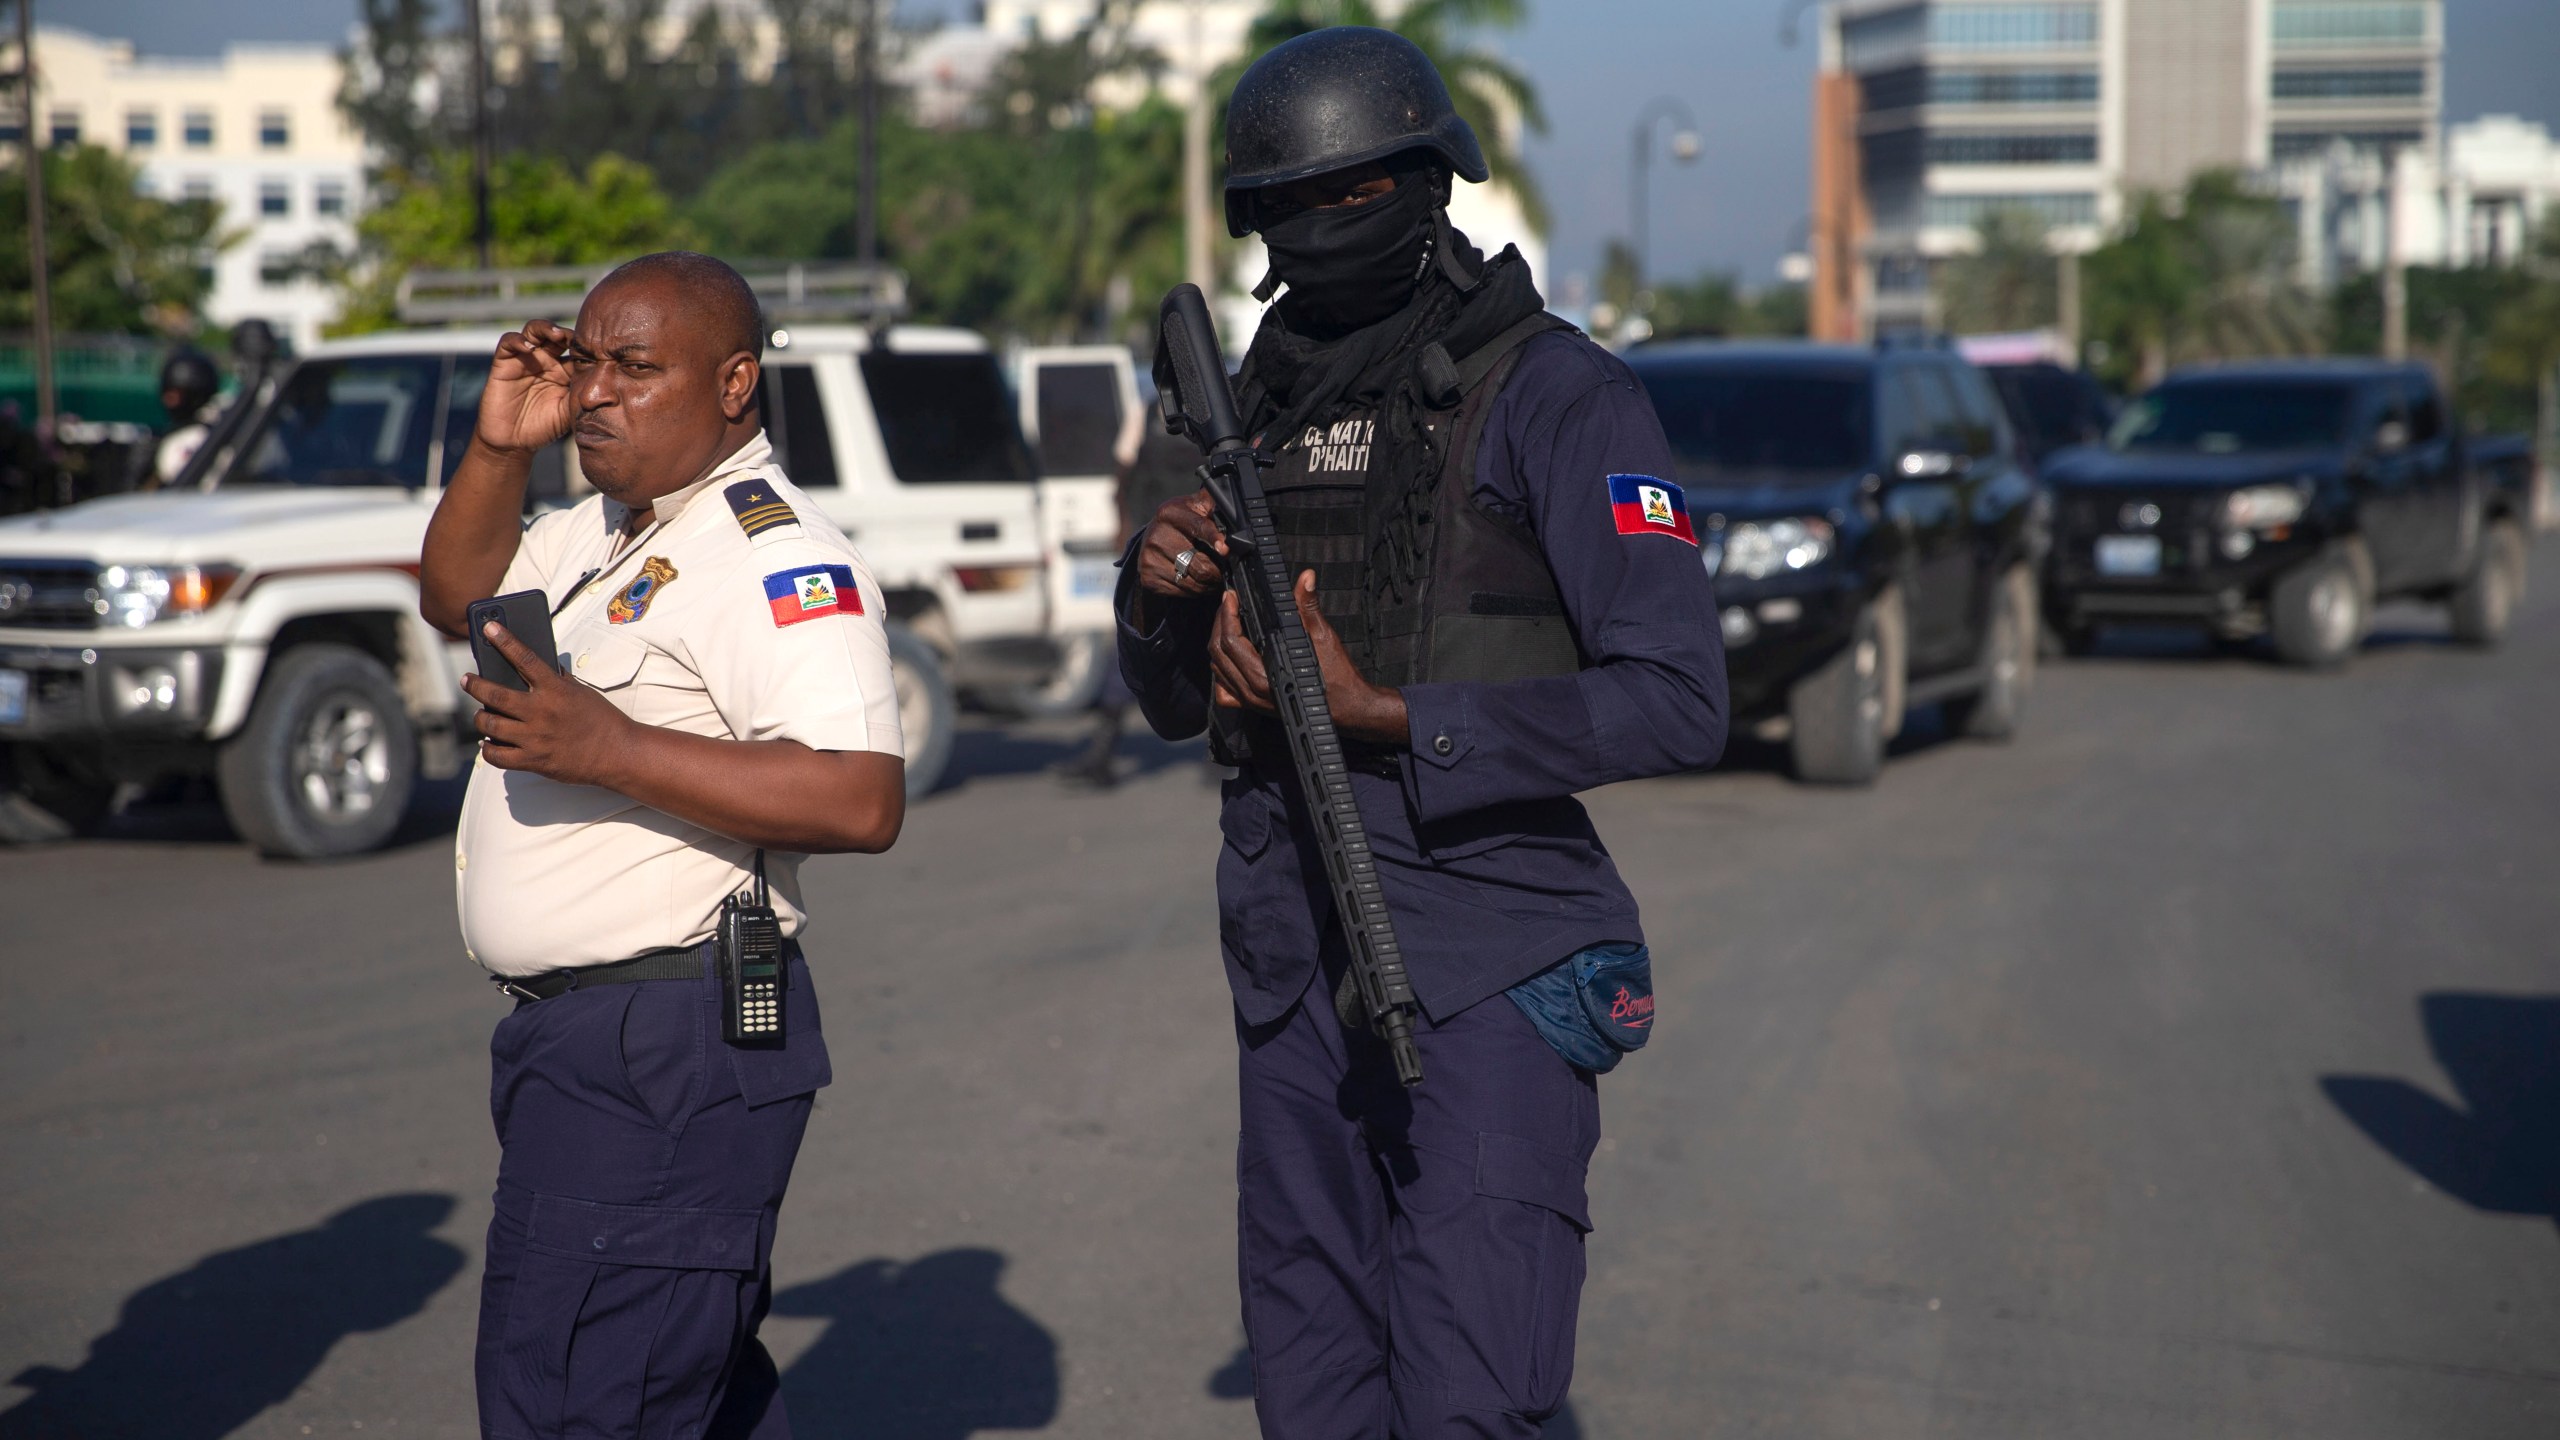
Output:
top-left (0, 744), bottom-right (116, 841)
top-left (2448, 517), bottom-right (2527, 647)
top-left (974, 629), bottom-right (1112, 718)
top-left (215, 644), bottom-right (417, 859)
top-left (1946, 564), bottom-right (2038, 741)
top-left (1788, 600), bottom-right (1890, 786)
top-left (888, 621), bottom-right (957, 799)
top-left (2269, 545), bottom-right (2368, 670)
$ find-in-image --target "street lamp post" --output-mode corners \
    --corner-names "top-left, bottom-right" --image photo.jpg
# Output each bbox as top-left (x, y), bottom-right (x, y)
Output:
top-left (1629, 98), bottom-right (1701, 306)
top-left (15, 0), bottom-right (54, 435)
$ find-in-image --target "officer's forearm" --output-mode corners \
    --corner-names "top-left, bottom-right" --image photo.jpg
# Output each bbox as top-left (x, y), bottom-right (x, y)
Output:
top-left (596, 721), bottom-right (906, 854)
top-left (421, 439), bottom-right (537, 637)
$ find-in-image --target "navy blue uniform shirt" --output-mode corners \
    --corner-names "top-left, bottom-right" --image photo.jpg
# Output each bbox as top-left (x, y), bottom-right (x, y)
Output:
top-left (1117, 330), bottom-right (1728, 1025)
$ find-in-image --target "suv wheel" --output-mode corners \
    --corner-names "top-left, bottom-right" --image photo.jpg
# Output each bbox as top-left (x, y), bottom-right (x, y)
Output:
top-left (0, 744), bottom-right (116, 841)
top-left (2269, 545), bottom-right (2368, 669)
top-left (1946, 564), bottom-right (2038, 741)
top-left (215, 644), bottom-right (417, 859)
top-left (887, 621), bottom-right (957, 799)
top-left (2448, 517), bottom-right (2527, 647)
top-left (1789, 600), bottom-right (1892, 785)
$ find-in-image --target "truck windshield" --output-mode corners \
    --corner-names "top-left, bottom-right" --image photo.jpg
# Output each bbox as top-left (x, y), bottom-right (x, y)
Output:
top-left (861, 351), bottom-right (1038, 484)
top-left (233, 357), bottom-right (444, 487)
top-left (1635, 367), bottom-right (1873, 479)
top-left (2108, 382), bottom-right (2351, 455)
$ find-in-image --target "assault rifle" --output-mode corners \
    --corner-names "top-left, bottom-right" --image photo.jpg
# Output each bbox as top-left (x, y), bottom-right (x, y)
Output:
top-left (1154, 283), bottom-right (1424, 1086)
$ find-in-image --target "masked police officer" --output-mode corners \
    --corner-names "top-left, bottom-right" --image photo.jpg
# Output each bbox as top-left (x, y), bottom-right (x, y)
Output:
top-left (419, 251), bottom-right (906, 1440)
top-left (1117, 27), bottom-right (1729, 1440)
top-left (148, 348), bottom-right (220, 489)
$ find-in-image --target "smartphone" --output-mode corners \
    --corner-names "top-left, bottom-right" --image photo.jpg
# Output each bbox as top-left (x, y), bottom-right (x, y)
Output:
top-left (466, 589), bottom-right (560, 690)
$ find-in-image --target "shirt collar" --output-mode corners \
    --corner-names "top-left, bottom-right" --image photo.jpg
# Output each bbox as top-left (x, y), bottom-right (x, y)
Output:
top-left (601, 430), bottom-right (777, 533)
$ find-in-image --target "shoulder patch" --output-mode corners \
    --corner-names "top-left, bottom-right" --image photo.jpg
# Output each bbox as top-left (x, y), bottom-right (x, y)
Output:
top-left (1608, 474), bottom-right (1697, 545)
top-left (763, 564), bottom-right (862, 626)
top-left (725, 479), bottom-right (799, 540)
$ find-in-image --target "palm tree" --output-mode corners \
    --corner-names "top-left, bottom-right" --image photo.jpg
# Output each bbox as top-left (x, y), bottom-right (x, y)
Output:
top-left (1225, 0), bottom-right (1548, 232)
top-left (1938, 207), bottom-right (2059, 335)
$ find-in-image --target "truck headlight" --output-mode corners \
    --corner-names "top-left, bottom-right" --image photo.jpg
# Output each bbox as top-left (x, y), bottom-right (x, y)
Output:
top-left (94, 564), bottom-right (242, 627)
top-left (1716, 518), bottom-right (1835, 581)
top-left (2221, 485), bottom-right (2306, 533)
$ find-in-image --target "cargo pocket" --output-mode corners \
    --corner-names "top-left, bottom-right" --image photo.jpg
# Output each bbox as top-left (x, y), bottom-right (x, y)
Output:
top-left (499, 1194), bottom-right (765, 1440)
top-left (1472, 1132), bottom-right (1591, 1417)
top-left (727, 948), bottom-right (832, 1108)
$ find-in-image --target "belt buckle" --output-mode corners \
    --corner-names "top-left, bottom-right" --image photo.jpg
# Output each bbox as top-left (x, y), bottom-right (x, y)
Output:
top-left (492, 975), bottom-right (544, 1003)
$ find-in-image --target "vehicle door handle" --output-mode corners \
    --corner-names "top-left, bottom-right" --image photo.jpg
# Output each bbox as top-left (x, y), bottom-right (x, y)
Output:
top-left (961, 522), bottom-right (999, 542)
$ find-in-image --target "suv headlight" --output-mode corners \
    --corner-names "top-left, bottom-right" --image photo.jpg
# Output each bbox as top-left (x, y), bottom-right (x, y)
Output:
top-left (2221, 485), bottom-right (2307, 533)
top-left (95, 564), bottom-right (242, 627)
top-left (1715, 518), bottom-right (1835, 581)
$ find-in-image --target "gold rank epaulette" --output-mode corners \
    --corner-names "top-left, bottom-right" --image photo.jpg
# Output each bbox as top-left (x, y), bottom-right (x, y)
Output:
top-left (724, 479), bottom-right (798, 539)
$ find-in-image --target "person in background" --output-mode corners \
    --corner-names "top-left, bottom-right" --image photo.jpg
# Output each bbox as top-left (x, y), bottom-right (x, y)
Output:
top-left (148, 349), bottom-right (222, 490)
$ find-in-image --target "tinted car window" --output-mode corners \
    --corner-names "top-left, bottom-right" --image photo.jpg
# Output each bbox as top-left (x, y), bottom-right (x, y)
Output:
top-left (1885, 365), bottom-right (1960, 456)
top-left (1034, 362), bottom-right (1126, 477)
top-left (238, 357), bottom-right (444, 487)
top-left (861, 351), bottom-right (1037, 484)
top-left (1985, 363), bottom-right (2111, 461)
top-left (1635, 367), bottom-right (1873, 477)
top-left (2403, 379), bottom-right (2445, 443)
top-left (2107, 382), bottom-right (2353, 454)
top-left (1945, 363), bottom-right (2003, 458)
top-left (442, 357), bottom-right (567, 502)
top-left (762, 363), bottom-right (839, 488)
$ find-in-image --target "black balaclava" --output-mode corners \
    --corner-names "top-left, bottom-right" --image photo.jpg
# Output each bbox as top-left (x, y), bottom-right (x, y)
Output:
top-left (1256, 176), bottom-right (1440, 334)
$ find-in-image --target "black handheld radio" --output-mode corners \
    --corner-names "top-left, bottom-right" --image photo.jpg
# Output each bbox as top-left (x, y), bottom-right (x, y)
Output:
top-left (719, 852), bottom-right (785, 1046)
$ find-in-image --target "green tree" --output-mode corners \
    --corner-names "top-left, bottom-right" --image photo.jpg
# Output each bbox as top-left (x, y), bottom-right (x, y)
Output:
top-left (0, 145), bottom-right (228, 335)
top-left (2479, 212), bottom-right (2560, 493)
top-left (330, 150), bottom-right (698, 333)
top-left (1938, 207), bottom-right (2058, 336)
top-left (2081, 171), bottom-right (2320, 389)
top-left (1233, 0), bottom-right (1549, 232)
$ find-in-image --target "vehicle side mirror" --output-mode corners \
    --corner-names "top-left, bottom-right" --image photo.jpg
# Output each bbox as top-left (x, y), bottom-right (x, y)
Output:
top-left (2372, 419), bottom-right (2410, 454)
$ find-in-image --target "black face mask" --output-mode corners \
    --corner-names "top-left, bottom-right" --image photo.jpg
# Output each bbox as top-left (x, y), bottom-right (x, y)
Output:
top-left (1259, 179), bottom-right (1438, 334)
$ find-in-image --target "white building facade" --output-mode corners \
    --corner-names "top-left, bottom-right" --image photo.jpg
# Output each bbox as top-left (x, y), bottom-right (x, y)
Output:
top-left (8, 26), bottom-right (362, 349)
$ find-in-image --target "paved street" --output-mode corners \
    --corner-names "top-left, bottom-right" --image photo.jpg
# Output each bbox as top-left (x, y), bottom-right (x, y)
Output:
top-left (4, 548), bottom-right (2558, 1439)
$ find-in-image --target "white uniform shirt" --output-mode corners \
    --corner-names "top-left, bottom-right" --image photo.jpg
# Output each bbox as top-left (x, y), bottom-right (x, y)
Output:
top-left (455, 432), bottom-right (902, 977)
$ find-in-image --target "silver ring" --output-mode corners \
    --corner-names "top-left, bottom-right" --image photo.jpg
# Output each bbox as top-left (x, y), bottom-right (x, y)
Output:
top-left (1174, 549), bottom-right (1197, 582)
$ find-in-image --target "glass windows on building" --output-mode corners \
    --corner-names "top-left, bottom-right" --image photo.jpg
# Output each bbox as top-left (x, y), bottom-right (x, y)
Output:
top-left (259, 180), bottom-right (291, 217)
top-left (315, 180), bottom-right (348, 217)
top-left (182, 176), bottom-right (215, 202)
top-left (46, 109), bottom-right (78, 146)
top-left (258, 251), bottom-right (300, 287)
top-left (125, 109), bottom-right (157, 147)
top-left (1925, 192), bottom-right (2098, 229)
top-left (1930, 4), bottom-right (2099, 52)
top-left (184, 110), bottom-right (214, 147)
top-left (2271, 128), bottom-right (2425, 160)
top-left (258, 110), bottom-right (290, 150)
top-left (1933, 69), bottom-right (2098, 105)
top-left (1844, 5), bottom-right (1927, 69)
top-left (2271, 68), bottom-right (2426, 101)
top-left (1926, 131), bottom-right (2098, 165)
top-left (2272, 3), bottom-right (2429, 49)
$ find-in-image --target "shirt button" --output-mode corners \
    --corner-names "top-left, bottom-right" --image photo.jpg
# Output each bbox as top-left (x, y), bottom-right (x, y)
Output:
top-left (1433, 735), bottom-right (1454, 756)
top-left (456, 853), bottom-right (468, 872)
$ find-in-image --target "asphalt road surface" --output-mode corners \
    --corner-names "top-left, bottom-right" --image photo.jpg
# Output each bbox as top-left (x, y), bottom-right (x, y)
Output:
top-left (5, 552), bottom-right (2557, 1439)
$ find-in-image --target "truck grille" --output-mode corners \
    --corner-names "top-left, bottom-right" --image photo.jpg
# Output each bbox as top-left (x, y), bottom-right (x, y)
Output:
top-left (0, 558), bottom-right (104, 629)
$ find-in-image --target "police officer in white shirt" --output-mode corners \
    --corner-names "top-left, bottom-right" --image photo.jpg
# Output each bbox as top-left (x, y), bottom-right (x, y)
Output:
top-left (419, 251), bottom-right (904, 1440)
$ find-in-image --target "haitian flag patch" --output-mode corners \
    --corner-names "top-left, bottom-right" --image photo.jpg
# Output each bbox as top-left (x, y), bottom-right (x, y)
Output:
top-left (762, 565), bottom-right (862, 627)
top-left (1608, 474), bottom-right (1697, 545)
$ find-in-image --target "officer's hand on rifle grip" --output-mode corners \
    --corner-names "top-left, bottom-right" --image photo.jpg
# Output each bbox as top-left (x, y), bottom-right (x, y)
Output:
top-left (1209, 570), bottom-right (1410, 746)
top-left (1136, 489), bottom-right (1229, 599)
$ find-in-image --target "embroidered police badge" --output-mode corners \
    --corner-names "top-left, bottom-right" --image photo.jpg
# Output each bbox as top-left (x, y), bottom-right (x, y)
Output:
top-left (725, 479), bottom-right (798, 539)
top-left (608, 556), bottom-right (678, 624)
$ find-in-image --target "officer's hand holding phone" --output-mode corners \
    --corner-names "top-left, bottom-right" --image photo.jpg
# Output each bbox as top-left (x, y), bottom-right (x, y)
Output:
top-left (462, 619), bottom-right (634, 786)
top-left (476, 318), bottom-right (578, 457)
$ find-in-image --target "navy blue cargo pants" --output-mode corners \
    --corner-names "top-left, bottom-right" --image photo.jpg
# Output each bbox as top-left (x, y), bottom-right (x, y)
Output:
top-left (1236, 953), bottom-right (1601, 1439)
top-left (477, 945), bottom-right (831, 1440)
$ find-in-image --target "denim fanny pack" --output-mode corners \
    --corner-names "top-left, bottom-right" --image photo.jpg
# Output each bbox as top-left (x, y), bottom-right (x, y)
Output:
top-left (1505, 942), bottom-right (1655, 1073)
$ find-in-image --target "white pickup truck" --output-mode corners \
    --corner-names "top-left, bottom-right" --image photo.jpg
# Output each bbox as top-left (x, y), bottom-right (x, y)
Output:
top-left (0, 291), bottom-right (1117, 856)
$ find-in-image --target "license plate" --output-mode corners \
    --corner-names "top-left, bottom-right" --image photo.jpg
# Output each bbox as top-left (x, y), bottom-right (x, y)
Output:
top-left (2096, 534), bottom-right (2162, 577)
top-left (1070, 555), bottom-right (1117, 598)
top-left (0, 669), bottom-right (25, 726)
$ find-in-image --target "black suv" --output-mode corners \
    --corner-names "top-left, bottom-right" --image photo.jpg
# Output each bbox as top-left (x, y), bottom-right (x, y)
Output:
top-left (2041, 361), bottom-right (2531, 667)
top-left (1626, 341), bottom-right (2048, 784)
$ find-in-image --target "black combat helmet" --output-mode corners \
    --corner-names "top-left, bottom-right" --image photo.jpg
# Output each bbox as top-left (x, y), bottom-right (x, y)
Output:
top-left (1223, 26), bottom-right (1489, 237)
top-left (159, 348), bottom-right (220, 415)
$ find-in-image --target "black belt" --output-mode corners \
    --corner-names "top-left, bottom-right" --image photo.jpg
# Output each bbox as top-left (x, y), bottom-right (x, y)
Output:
top-left (493, 943), bottom-right (708, 1003)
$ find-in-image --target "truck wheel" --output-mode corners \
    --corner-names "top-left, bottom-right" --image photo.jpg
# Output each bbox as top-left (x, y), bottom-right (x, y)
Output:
top-left (888, 621), bottom-right (957, 799)
top-left (1788, 601), bottom-right (1890, 785)
top-left (975, 629), bottom-right (1111, 718)
top-left (1946, 564), bottom-right (2038, 741)
top-left (215, 644), bottom-right (417, 859)
top-left (2448, 517), bottom-right (2527, 647)
top-left (2269, 547), bottom-right (2367, 670)
top-left (0, 744), bottom-right (116, 841)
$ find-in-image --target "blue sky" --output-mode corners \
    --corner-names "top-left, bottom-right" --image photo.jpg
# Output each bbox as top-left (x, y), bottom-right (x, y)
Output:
top-left (58, 0), bottom-right (2560, 296)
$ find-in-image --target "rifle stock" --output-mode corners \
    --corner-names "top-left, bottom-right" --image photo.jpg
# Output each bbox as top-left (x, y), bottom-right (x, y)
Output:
top-left (1155, 284), bottom-right (1424, 1086)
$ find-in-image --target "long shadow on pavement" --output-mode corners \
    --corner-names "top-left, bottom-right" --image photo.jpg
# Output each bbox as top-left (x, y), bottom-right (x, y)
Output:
top-left (773, 1248), bottom-right (1059, 1439)
top-left (0, 1193), bottom-right (467, 1440)
top-left (2322, 992), bottom-right (2560, 1226)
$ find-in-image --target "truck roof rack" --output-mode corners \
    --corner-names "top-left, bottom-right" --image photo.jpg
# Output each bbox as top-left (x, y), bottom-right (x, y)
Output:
top-left (395, 262), bottom-right (912, 327)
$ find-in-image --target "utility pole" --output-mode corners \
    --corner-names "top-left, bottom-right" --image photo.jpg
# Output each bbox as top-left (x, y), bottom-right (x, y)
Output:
top-left (464, 0), bottom-right (492, 269)
top-left (2057, 246), bottom-right (2081, 364)
top-left (2380, 144), bottom-right (2407, 361)
top-left (856, 0), bottom-right (880, 271)
top-left (15, 0), bottom-right (52, 435)
top-left (1181, 0), bottom-right (1215, 302)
